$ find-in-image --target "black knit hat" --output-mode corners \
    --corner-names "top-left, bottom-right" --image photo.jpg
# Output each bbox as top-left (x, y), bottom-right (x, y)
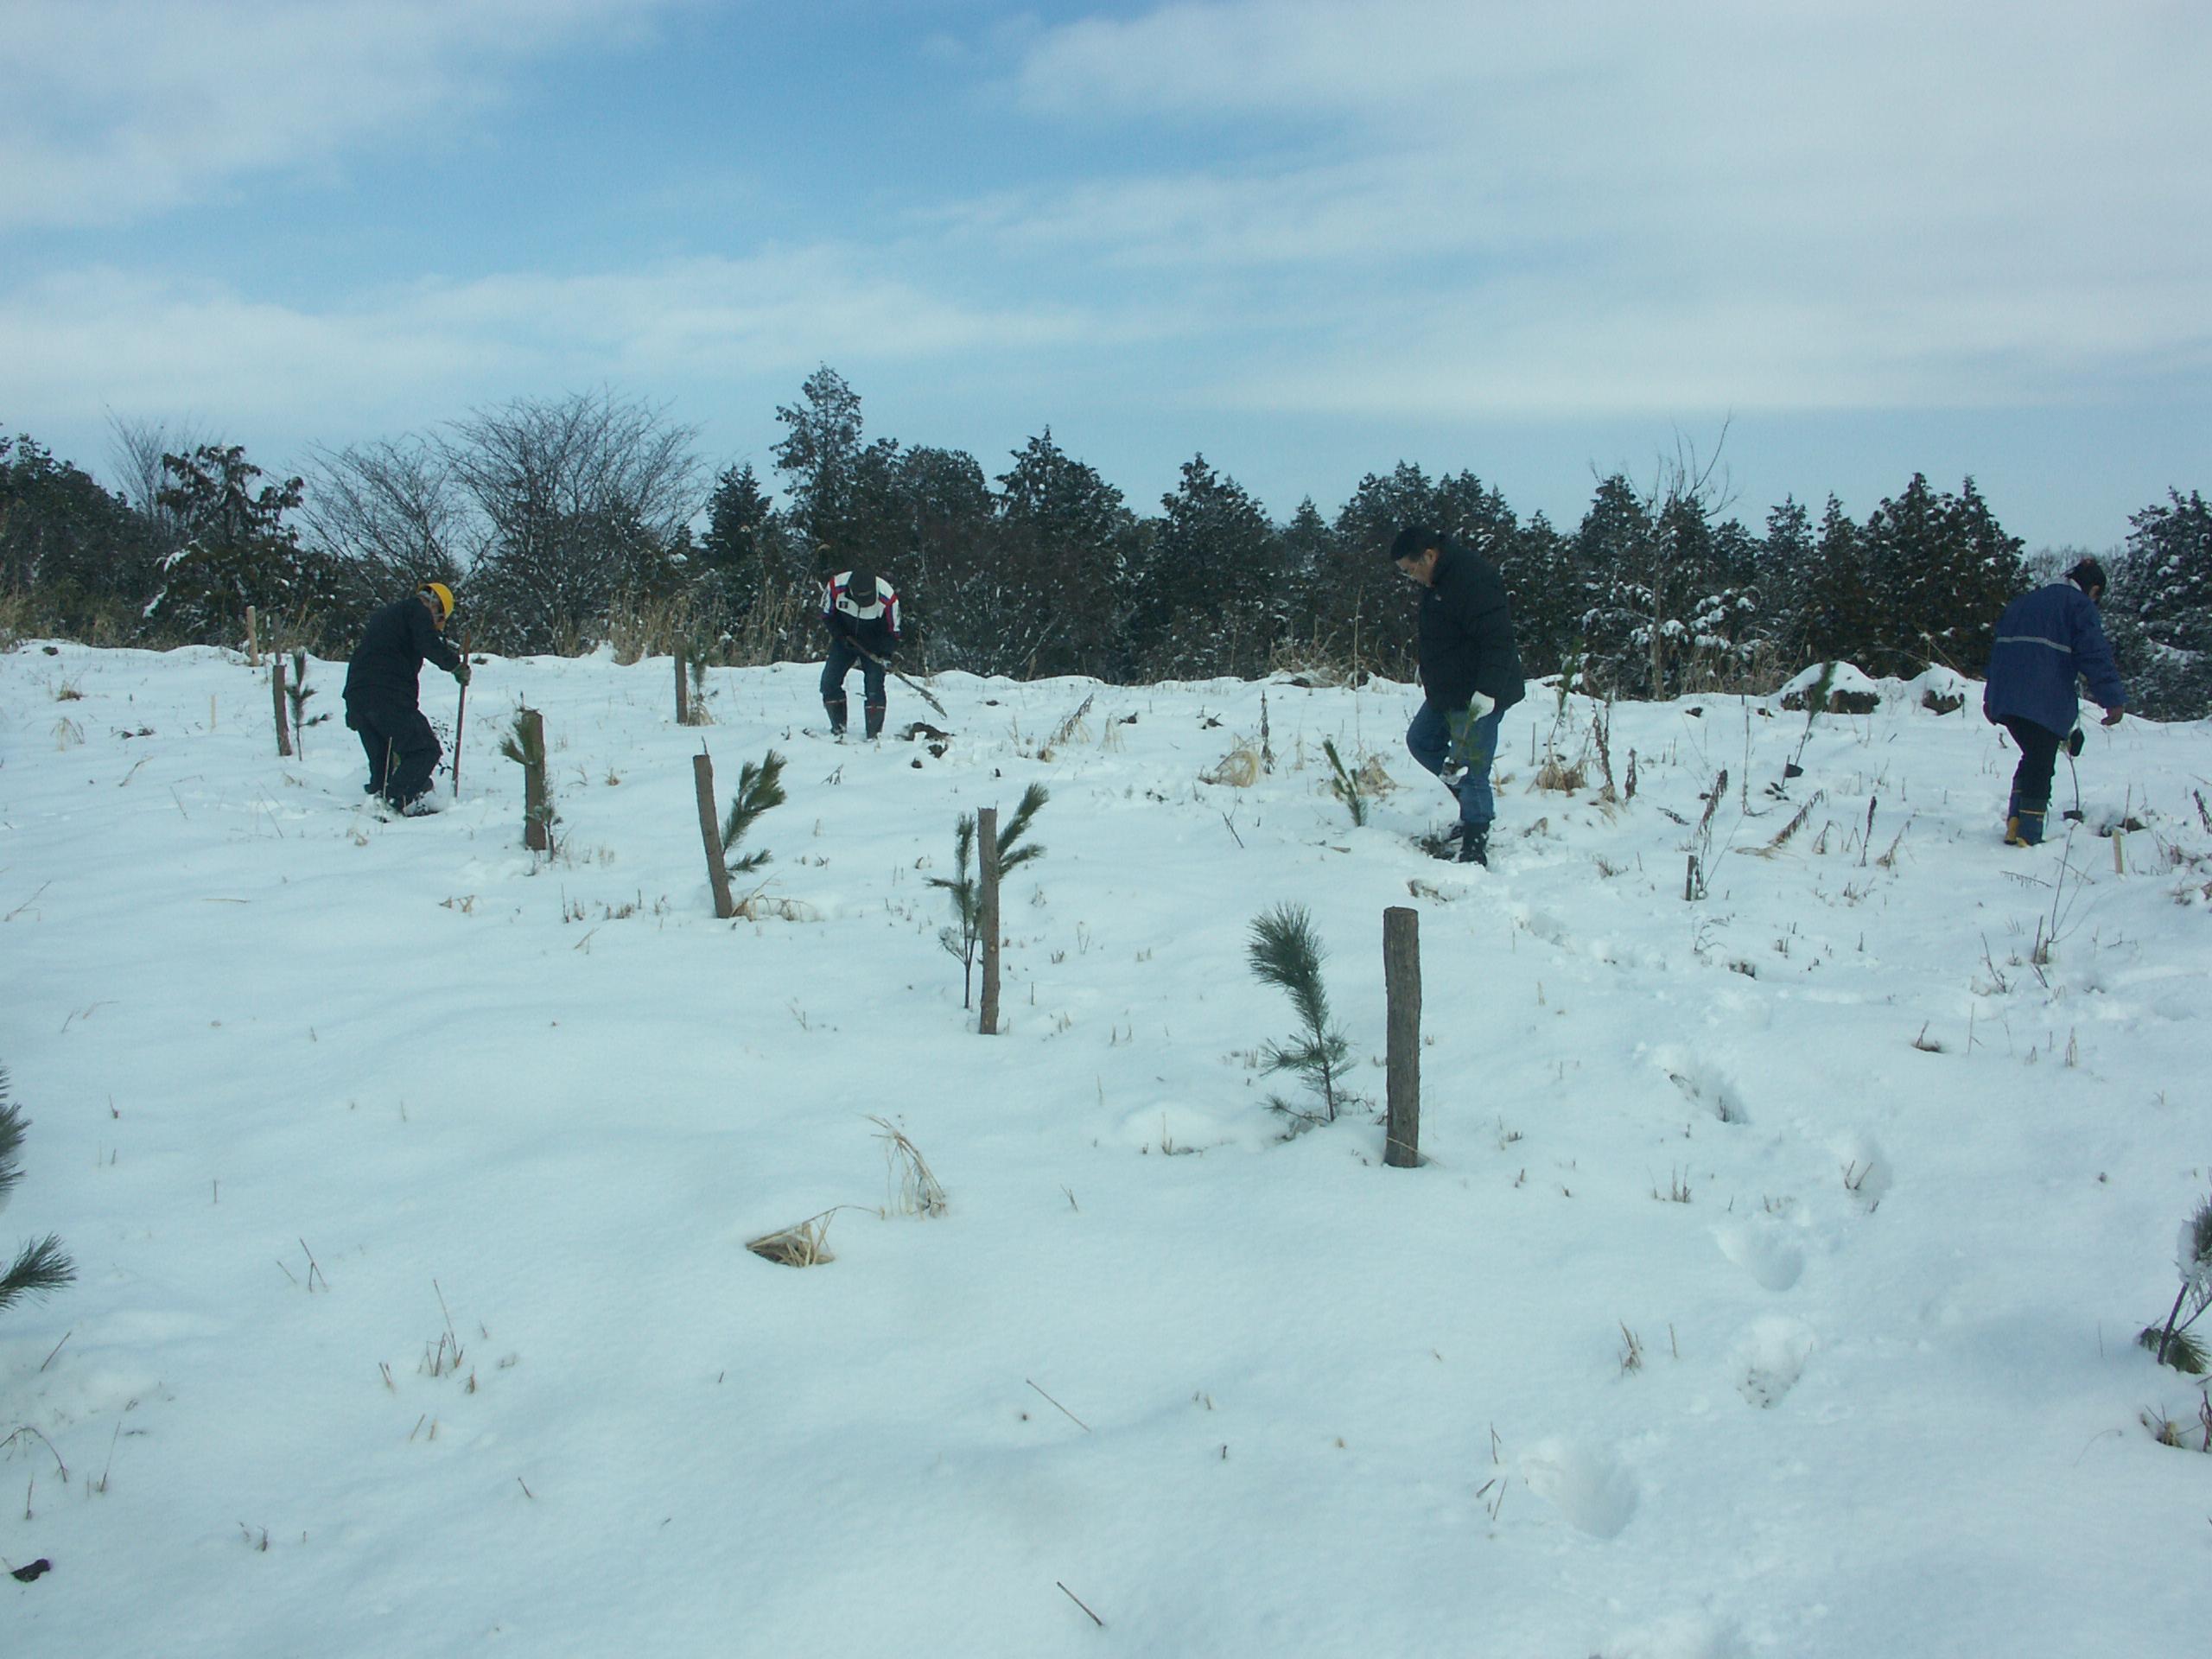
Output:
top-left (2067, 558), bottom-right (2107, 594)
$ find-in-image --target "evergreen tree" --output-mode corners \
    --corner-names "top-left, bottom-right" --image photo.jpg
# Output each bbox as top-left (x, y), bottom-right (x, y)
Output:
top-left (2111, 488), bottom-right (2212, 719)
top-left (1802, 495), bottom-right (1872, 667)
top-left (772, 365), bottom-right (868, 557)
top-left (1316, 462), bottom-right (1442, 681)
top-left (1276, 495), bottom-right (1338, 666)
top-left (1572, 473), bottom-right (1657, 696)
top-left (1504, 511), bottom-right (1578, 681)
top-left (1863, 474), bottom-right (2024, 675)
top-left (0, 433), bottom-right (155, 639)
top-left (1130, 454), bottom-right (1287, 680)
top-left (1758, 496), bottom-right (1816, 666)
top-left (699, 462), bottom-right (775, 581)
top-left (146, 443), bottom-right (346, 647)
top-left (877, 445), bottom-right (994, 672)
top-left (992, 430), bottom-right (1141, 680)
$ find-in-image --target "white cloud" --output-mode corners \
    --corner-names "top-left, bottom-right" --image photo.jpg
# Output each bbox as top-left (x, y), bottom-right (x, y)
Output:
top-left (0, 253), bottom-right (1099, 442)
top-left (981, 0), bottom-right (2212, 414)
top-left (0, 0), bottom-right (691, 230)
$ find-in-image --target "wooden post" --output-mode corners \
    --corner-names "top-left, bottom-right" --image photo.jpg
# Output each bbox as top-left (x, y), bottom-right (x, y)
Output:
top-left (693, 752), bottom-right (736, 918)
top-left (245, 605), bottom-right (261, 667)
top-left (674, 646), bottom-right (690, 725)
top-left (270, 658), bottom-right (293, 757)
top-left (1382, 906), bottom-right (1421, 1167)
top-left (978, 805), bottom-right (1001, 1034)
top-left (520, 709), bottom-right (550, 852)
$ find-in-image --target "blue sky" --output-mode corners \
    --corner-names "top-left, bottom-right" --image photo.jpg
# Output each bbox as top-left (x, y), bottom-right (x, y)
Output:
top-left (4, 0), bottom-right (2206, 552)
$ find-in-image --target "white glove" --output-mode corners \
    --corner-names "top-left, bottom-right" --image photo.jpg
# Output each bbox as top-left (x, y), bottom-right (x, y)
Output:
top-left (1468, 691), bottom-right (1497, 722)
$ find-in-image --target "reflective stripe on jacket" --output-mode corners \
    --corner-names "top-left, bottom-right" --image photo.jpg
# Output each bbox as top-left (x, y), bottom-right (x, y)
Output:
top-left (1981, 581), bottom-right (2125, 736)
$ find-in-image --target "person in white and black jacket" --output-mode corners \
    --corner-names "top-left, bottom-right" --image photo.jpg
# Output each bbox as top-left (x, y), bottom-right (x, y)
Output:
top-left (819, 567), bottom-right (901, 738)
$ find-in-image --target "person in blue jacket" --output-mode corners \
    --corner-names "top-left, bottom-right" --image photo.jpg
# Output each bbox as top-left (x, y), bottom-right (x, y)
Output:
top-left (1982, 558), bottom-right (2126, 846)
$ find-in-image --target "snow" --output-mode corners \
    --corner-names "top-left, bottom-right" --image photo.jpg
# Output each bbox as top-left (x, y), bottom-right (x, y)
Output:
top-left (4, 641), bottom-right (2211, 1657)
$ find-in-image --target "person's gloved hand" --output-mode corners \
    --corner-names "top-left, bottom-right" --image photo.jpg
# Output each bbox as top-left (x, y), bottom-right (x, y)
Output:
top-left (2100, 706), bottom-right (2124, 727)
top-left (1442, 691), bottom-right (1497, 781)
top-left (2066, 727), bottom-right (2085, 757)
top-left (454, 661), bottom-right (472, 687)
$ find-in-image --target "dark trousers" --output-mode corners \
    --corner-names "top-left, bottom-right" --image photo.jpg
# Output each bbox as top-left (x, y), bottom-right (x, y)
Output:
top-left (346, 696), bottom-right (441, 806)
top-left (821, 639), bottom-right (887, 735)
top-left (2000, 715), bottom-right (2063, 812)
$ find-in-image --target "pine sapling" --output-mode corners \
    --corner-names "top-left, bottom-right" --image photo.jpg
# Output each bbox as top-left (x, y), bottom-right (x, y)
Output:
top-left (2140, 1192), bottom-right (2212, 1374)
top-left (720, 749), bottom-right (788, 874)
top-left (928, 783), bottom-right (1047, 1008)
top-left (1788, 662), bottom-right (1839, 777)
top-left (284, 648), bottom-right (328, 757)
top-left (1246, 903), bottom-right (1351, 1127)
top-left (0, 1069), bottom-right (73, 1318)
top-left (1322, 737), bottom-right (1368, 826)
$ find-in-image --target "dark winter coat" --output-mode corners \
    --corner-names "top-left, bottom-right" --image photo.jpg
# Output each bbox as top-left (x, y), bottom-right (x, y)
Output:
top-left (822, 571), bottom-right (901, 658)
top-left (1415, 543), bottom-right (1525, 715)
top-left (344, 595), bottom-right (461, 713)
top-left (1982, 581), bottom-right (2126, 737)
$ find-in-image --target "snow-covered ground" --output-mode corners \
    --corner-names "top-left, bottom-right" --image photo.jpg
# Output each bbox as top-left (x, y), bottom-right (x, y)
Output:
top-left (3, 640), bottom-right (2209, 1658)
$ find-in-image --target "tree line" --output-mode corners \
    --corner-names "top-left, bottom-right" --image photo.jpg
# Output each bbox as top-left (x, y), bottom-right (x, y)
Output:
top-left (3, 369), bottom-right (2207, 716)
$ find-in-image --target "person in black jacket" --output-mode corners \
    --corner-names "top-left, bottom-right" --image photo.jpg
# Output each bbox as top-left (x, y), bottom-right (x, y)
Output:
top-left (819, 566), bottom-right (901, 738)
top-left (343, 581), bottom-right (468, 813)
top-left (1391, 526), bottom-right (1525, 865)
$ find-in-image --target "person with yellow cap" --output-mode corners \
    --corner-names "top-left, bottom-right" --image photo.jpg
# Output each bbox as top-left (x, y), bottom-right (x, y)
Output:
top-left (343, 582), bottom-right (468, 813)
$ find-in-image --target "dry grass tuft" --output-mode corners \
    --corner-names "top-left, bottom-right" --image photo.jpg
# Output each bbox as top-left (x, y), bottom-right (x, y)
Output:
top-left (1204, 745), bottom-right (1261, 787)
top-left (746, 1211), bottom-right (841, 1268)
top-left (869, 1116), bottom-right (948, 1217)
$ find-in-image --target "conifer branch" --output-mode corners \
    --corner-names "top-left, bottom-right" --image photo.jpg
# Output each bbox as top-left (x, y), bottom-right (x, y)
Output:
top-left (719, 749), bottom-right (788, 874)
top-left (1246, 904), bottom-right (1351, 1123)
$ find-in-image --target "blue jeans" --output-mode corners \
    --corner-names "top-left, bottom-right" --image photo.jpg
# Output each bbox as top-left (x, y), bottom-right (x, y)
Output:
top-left (1407, 700), bottom-right (1503, 830)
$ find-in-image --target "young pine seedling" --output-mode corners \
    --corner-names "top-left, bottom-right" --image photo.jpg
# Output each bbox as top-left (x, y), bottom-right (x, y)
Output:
top-left (929, 783), bottom-right (1047, 1009)
top-left (1246, 903), bottom-right (1351, 1128)
top-left (720, 749), bottom-right (788, 874)
top-left (2140, 1191), bottom-right (2212, 1374)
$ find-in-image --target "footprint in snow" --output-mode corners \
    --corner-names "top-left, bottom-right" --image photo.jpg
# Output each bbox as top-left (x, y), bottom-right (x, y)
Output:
top-left (1713, 1217), bottom-right (1805, 1292)
top-left (1732, 1316), bottom-right (1815, 1409)
top-left (1652, 1047), bottom-right (1750, 1125)
top-left (1518, 1439), bottom-right (1639, 1539)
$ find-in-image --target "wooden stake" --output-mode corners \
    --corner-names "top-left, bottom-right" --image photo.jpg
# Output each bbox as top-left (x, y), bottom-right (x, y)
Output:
top-left (452, 634), bottom-right (471, 796)
top-left (694, 752), bottom-right (736, 919)
top-left (674, 646), bottom-right (690, 726)
top-left (1383, 906), bottom-right (1421, 1167)
top-left (270, 658), bottom-right (293, 758)
top-left (519, 709), bottom-right (550, 852)
top-left (978, 805), bottom-right (1001, 1035)
top-left (245, 605), bottom-right (261, 667)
